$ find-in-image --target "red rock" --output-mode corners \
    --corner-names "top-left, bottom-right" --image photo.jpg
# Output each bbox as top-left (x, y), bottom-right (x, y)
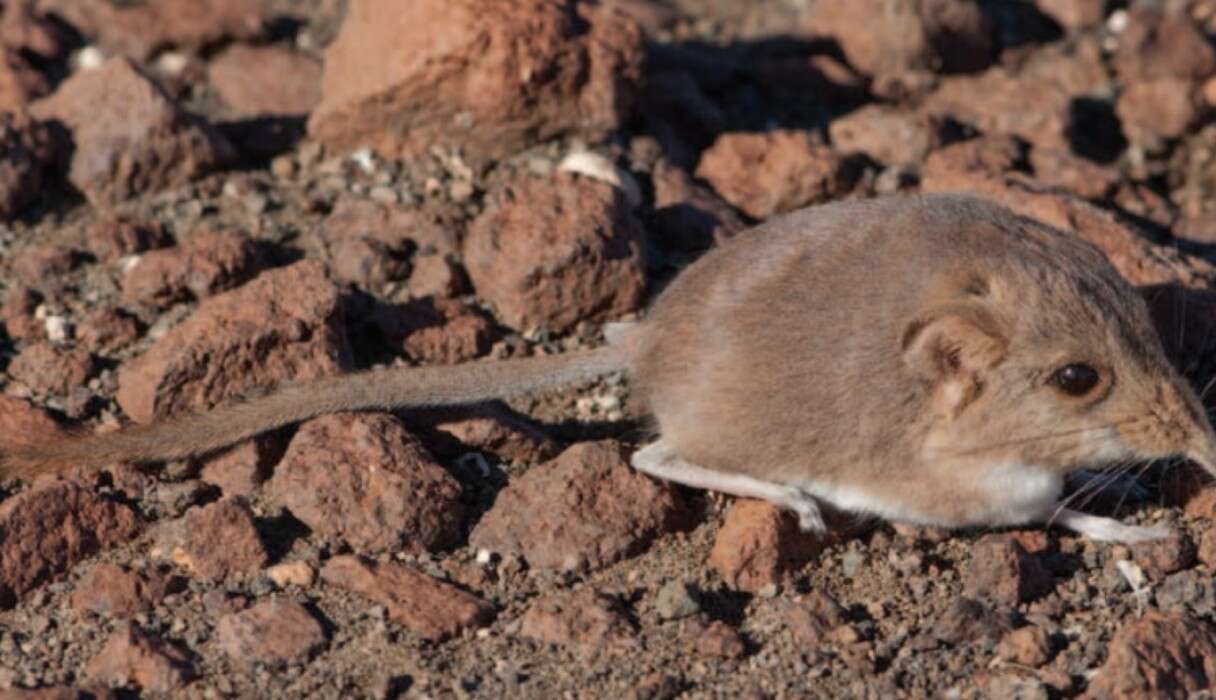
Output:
top-left (208, 44), bottom-right (321, 118)
top-left (216, 599), bottom-right (327, 666)
top-left (0, 688), bottom-right (114, 700)
top-left (0, 48), bottom-right (47, 111)
top-left (265, 561), bottom-right (315, 588)
top-left (407, 255), bottom-right (467, 299)
top-left (84, 622), bottom-right (195, 694)
top-left (687, 619), bottom-right (746, 660)
top-left (370, 298), bottom-right (493, 366)
top-left (0, 394), bottom-right (60, 443)
top-left (465, 174), bottom-right (645, 333)
top-left (7, 341), bottom-right (94, 396)
top-left (1028, 147), bottom-right (1119, 200)
top-left (995, 626), bottom-right (1052, 667)
top-left (828, 103), bottom-right (940, 166)
top-left (695, 130), bottom-right (847, 220)
top-left (1, 284), bottom-right (41, 341)
top-left (1, 0), bottom-right (66, 61)
top-left (76, 309), bottom-right (141, 355)
top-left (155, 498), bottom-right (268, 581)
top-left (329, 234), bottom-right (410, 290)
top-left (0, 480), bottom-right (140, 608)
top-left (709, 499), bottom-right (831, 593)
top-left (86, 217), bottom-right (172, 263)
top-left (1083, 611), bottom-right (1216, 699)
top-left (414, 402), bottom-right (562, 464)
top-left (70, 563), bottom-right (173, 618)
top-left (935, 597), bottom-right (1014, 645)
top-left (470, 441), bottom-right (691, 572)
top-left (1132, 534), bottom-right (1197, 580)
top-left (803, 0), bottom-right (993, 78)
top-left (519, 590), bottom-right (635, 658)
top-left (1116, 78), bottom-right (1199, 151)
top-left (1199, 529), bottom-right (1216, 569)
top-left (196, 437), bottom-right (280, 497)
top-left (784, 591), bottom-right (848, 647)
top-left (324, 197), bottom-right (459, 258)
top-left (115, 260), bottom-right (351, 424)
top-left (1035, 0), bottom-right (1105, 30)
top-left (121, 229), bottom-right (264, 307)
top-left (0, 111), bottom-right (53, 221)
top-left (961, 535), bottom-right (1054, 606)
top-left (29, 57), bottom-right (234, 206)
top-left (307, 0), bottom-right (643, 163)
top-left (320, 555), bottom-right (494, 641)
top-left (923, 40), bottom-right (1110, 153)
top-left (1113, 6), bottom-right (1216, 84)
top-left (650, 159), bottom-right (746, 251)
top-left (11, 244), bottom-right (78, 285)
top-left (38, 0), bottom-right (266, 61)
top-left (268, 412), bottom-right (464, 553)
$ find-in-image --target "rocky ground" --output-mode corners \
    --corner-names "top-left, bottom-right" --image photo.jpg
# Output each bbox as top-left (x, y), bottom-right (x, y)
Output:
top-left (0, 0), bottom-right (1215, 697)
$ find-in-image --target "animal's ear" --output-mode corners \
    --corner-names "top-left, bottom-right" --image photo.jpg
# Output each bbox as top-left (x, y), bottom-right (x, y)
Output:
top-left (901, 304), bottom-right (1007, 417)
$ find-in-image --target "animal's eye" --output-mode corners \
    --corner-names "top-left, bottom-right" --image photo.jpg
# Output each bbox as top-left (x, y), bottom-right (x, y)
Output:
top-left (1050, 363), bottom-right (1100, 397)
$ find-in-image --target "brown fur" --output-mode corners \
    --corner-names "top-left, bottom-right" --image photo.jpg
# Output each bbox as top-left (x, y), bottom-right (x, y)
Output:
top-left (5, 194), bottom-right (1214, 532)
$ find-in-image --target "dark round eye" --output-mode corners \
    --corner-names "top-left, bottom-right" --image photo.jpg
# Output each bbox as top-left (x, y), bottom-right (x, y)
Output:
top-left (1050, 363), bottom-right (1100, 396)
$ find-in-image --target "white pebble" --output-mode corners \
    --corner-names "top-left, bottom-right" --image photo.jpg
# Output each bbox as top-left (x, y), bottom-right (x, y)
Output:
top-left (557, 151), bottom-right (643, 209)
top-left (44, 316), bottom-right (69, 342)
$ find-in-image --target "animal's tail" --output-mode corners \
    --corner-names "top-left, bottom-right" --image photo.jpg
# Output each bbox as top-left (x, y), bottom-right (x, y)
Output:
top-left (0, 346), bottom-right (627, 479)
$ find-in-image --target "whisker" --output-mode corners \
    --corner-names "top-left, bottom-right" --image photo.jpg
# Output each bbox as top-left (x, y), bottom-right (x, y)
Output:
top-left (936, 419), bottom-right (1139, 459)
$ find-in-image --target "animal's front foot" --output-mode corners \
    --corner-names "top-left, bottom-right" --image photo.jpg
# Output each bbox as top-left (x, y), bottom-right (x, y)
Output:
top-left (781, 487), bottom-right (826, 534)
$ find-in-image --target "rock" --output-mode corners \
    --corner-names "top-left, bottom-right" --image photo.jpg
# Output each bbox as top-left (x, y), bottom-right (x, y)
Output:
top-left (1116, 78), bottom-right (1199, 151)
top-left (208, 44), bottom-right (321, 118)
top-left (266, 561), bottom-right (315, 588)
top-left (1201, 529), bottom-right (1216, 569)
top-left (784, 591), bottom-right (848, 647)
top-left (1132, 534), bottom-right (1197, 580)
top-left (115, 260), bottom-right (351, 424)
top-left (407, 255), bottom-right (466, 299)
top-left (29, 57), bottom-right (234, 206)
top-left (519, 590), bottom-right (636, 658)
top-left (961, 535), bottom-right (1054, 606)
top-left (803, 0), bottom-right (993, 78)
top-left (1083, 611), bottom-right (1216, 699)
top-left (412, 402), bottom-right (562, 464)
top-left (307, 0), bottom-right (643, 163)
top-left (922, 40), bottom-right (1111, 154)
top-left (709, 499), bottom-right (831, 593)
top-left (86, 217), bottom-right (172, 263)
top-left (0, 47), bottom-right (48, 112)
top-left (372, 298), bottom-right (494, 366)
top-left (1, 285), bottom-right (42, 341)
top-left (320, 555), bottom-right (494, 640)
top-left (0, 480), bottom-right (139, 608)
top-left (84, 623), bottom-right (195, 694)
top-left (155, 498), bottom-right (269, 581)
top-left (1, 0), bottom-right (66, 61)
top-left (0, 112), bottom-right (53, 220)
top-left (7, 341), bottom-right (94, 396)
top-left (695, 130), bottom-right (847, 220)
top-left (979, 674), bottom-right (1051, 700)
top-left (649, 158), bottom-right (746, 251)
top-left (1113, 6), bottom-right (1216, 84)
top-left (77, 309), bottom-right (141, 355)
top-left (470, 440), bottom-right (691, 571)
top-left (1028, 147), bottom-right (1119, 200)
top-left (995, 626), bottom-right (1052, 667)
top-left (216, 599), bottom-right (327, 666)
top-left (121, 229), bottom-right (265, 307)
top-left (828, 104), bottom-right (941, 166)
top-left (935, 597), bottom-right (1014, 646)
top-left (11, 243), bottom-right (78, 285)
top-left (196, 437), bottom-right (280, 497)
top-left (268, 412), bottom-right (464, 553)
top-left (324, 196), bottom-right (459, 259)
top-left (70, 563), bottom-right (173, 618)
top-left (464, 174), bottom-right (645, 333)
top-left (1035, 0), bottom-right (1105, 30)
top-left (38, 0), bottom-right (266, 61)
top-left (685, 619), bottom-right (746, 659)
top-left (0, 394), bottom-right (60, 447)
top-left (654, 580), bottom-right (700, 621)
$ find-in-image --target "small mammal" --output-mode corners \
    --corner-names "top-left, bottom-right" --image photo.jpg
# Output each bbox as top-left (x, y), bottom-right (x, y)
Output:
top-left (5, 194), bottom-right (1215, 543)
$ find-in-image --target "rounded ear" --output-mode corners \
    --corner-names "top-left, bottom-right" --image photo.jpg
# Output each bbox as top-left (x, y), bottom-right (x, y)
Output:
top-left (902, 304), bottom-right (1007, 417)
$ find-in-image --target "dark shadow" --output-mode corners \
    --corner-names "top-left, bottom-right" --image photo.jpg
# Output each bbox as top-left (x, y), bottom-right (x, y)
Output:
top-left (1067, 97), bottom-right (1128, 164)
top-left (216, 116), bottom-right (308, 169)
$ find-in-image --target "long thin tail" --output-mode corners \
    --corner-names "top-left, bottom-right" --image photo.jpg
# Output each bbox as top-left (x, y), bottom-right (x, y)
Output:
top-left (0, 347), bottom-right (626, 479)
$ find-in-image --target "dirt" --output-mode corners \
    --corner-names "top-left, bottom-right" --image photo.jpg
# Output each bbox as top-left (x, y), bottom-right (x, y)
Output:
top-left (1, 0), bottom-right (1216, 698)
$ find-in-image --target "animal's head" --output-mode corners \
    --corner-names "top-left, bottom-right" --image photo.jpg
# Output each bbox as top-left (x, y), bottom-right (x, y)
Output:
top-left (902, 214), bottom-right (1216, 478)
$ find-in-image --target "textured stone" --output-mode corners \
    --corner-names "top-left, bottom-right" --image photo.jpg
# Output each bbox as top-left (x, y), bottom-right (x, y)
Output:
top-left (696, 130), bottom-right (847, 219)
top-left (84, 623), bottom-right (195, 694)
top-left (1084, 612), bottom-right (1216, 699)
top-left (208, 44), bottom-right (321, 118)
top-left (155, 498), bottom-right (269, 581)
top-left (519, 590), bottom-right (636, 658)
top-left (216, 599), bottom-right (327, 665)
top-left (70, 563), bottom-right (174, 618)
top-left (961, 535), bottom-right (1054, 606)
top-left (121, 229), bottom-right (265, 307)
top-left (709, 499), bottom-right (832, 592)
